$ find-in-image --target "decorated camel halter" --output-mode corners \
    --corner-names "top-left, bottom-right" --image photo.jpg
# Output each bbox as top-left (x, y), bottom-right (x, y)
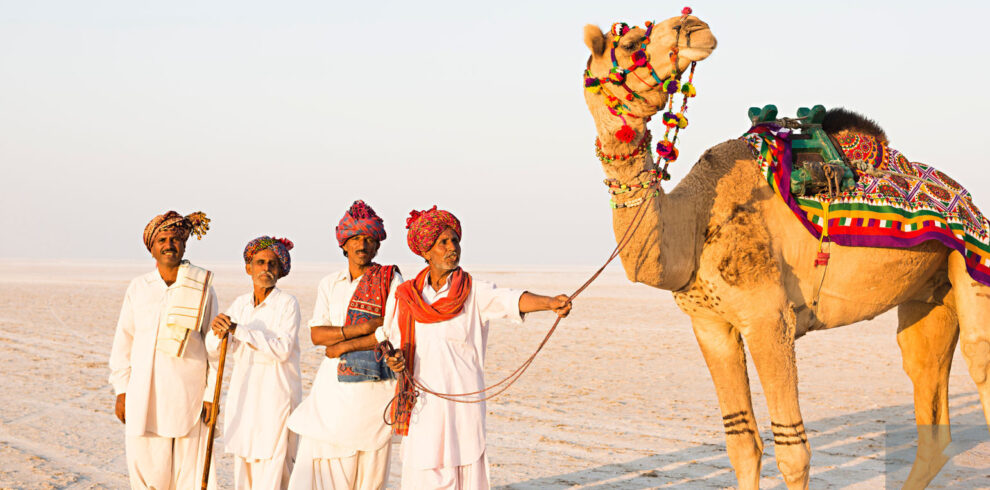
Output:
top-left (585, 7), bottom-right (699, 207)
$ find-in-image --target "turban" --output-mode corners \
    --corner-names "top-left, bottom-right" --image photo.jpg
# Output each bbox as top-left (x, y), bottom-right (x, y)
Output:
top-left (405, 206), bottom-right (461, 256)
top-left (335, 200), bottom-right (387, 247)
top-left (143, 211), bottom-right (210, 251)
top-left (243, 236), bottom-right (294, 277)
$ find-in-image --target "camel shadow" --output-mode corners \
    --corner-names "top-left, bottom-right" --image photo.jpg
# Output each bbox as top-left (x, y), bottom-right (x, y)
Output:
top-left (500, 393), bottom-right (989, 489)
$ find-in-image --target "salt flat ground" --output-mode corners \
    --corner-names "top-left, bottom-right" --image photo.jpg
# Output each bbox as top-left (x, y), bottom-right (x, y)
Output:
top-left (1, 259), bottom-right (988, 489)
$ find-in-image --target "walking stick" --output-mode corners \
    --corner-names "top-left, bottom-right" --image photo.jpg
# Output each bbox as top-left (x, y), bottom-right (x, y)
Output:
top-left (201, 332), bottom-right (229, 490)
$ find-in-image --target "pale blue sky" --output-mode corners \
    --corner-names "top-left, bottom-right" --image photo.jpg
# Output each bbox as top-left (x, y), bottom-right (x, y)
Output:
top-left (2, 0), bottom-right (988, 265)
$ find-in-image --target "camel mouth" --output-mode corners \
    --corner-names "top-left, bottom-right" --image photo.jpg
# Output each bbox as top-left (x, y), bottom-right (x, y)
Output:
top-left (678, 46), bottom-right (716, 63)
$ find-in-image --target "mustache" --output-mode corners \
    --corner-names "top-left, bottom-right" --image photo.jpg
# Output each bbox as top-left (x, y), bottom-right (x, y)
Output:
top-left (162, 249), bottom-right (178, 254)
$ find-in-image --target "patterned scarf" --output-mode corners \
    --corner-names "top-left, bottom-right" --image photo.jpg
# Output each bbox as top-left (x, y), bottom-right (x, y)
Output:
top-left (389, 266), bottom-right (472, 435)
top-left (337, 264), bottom-right (399, 382)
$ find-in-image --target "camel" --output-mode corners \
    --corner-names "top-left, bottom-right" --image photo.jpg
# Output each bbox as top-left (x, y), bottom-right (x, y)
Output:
top-left (581, 13), bottom-right (990, 489)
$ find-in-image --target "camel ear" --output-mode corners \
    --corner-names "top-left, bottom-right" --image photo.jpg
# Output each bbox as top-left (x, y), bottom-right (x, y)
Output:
top-left (584, 24), bottom-right (606, 57)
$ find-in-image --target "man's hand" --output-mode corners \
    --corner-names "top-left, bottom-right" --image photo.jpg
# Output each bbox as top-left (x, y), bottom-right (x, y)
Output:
top-left (549, 294), bottom-right (572, 318)
top-left (386, 350), bottom-right (406, 373)
top-left (324, 344), bottom-right (343, 359)
top-left (201, 401), bottom-right (217, 425)
top-left (211, 313), bottom-right (236, 338)
top-left (114, 393), bottom-right (126, 423)
top-left (358, 317), bottom-right (384, 336)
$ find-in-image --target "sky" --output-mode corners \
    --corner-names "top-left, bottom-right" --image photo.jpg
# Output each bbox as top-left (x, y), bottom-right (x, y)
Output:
top-left (2, 0), bottom-right (988, 267)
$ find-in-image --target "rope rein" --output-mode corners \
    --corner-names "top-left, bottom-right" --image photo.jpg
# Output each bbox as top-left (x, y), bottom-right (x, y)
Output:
top-left (380, 8), bottom-right (699, 424)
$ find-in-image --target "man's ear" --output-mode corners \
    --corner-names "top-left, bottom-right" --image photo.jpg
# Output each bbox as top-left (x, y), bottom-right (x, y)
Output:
top-left (245, 262), bottom-right (252, 276)
top-left (584, 24), bottom-right (606, 57)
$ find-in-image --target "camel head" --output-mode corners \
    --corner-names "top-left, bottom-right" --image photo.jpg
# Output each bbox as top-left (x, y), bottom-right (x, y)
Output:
top-left (583, 13), bottom-right (717, 159)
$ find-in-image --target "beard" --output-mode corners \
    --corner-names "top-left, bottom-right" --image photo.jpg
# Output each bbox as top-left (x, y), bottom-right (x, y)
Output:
top-left (254, 271), bottom-right (277, 288)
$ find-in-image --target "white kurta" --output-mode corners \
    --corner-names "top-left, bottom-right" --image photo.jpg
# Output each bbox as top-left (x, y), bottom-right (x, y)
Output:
top-left (380, 277), bottom-right (523, 472)
top-left (109, 268), bottom-right (219, 438)
top-left (288, 269), bottom-right (402, 456)
top-left (206, 288), bottom-right (302, 462)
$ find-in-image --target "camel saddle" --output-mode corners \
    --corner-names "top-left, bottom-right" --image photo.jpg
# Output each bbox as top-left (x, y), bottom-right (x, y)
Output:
top-left (748, 104), bottom-right (856, 196)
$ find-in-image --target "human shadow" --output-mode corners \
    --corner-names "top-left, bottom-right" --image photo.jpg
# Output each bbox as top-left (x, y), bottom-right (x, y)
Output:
top-left (500, 393), bottom-right (989, 489)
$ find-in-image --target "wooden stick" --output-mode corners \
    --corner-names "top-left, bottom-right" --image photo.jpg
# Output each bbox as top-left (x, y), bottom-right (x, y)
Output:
top-left (201, 332), bottom-right (229, 490)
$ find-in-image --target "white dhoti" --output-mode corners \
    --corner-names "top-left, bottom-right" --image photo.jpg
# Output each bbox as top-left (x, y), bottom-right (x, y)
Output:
top-left (287, 436), bottom-right (391, 490)
top-left (399, 452), bottom-right (489, 490)
top-left (125, 420), bottom-right (216, 490)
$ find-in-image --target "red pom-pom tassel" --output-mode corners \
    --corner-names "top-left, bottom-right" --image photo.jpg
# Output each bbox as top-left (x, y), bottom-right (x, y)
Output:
top-left (615, 124), bottom-right (636, 143)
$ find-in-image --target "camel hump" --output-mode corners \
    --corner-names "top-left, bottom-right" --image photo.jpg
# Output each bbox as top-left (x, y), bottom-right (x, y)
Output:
top-left (822, 107), bottom-right (888, 144)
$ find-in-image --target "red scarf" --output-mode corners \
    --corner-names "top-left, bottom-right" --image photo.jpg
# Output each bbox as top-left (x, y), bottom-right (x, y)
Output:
top-left (390, 266), bottom-right (472, 435)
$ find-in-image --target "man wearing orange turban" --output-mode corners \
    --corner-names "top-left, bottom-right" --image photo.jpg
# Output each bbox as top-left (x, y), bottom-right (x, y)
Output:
top-left (382, 206), bottom-right (572, 490)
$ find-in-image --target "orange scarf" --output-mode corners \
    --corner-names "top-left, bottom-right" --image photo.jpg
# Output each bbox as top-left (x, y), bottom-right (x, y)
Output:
top-left (390, 266), bottom-right (472, 435)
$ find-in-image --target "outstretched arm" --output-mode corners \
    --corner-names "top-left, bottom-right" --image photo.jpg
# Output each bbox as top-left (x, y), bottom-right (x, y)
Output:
top-left (519, 292), bottom-right (572, 317)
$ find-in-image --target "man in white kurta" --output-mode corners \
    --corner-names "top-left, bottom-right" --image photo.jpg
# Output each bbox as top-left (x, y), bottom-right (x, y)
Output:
top-left (383, 206), bottom-right (571, 490)
top-left (208, 236), bottom-right (302, 489)
top-left (287, 200), bottom-right (402, 490)
top-left (383, 276), bottom-right (523, 488)
top-left (109, 210), bottom-right (218, 490)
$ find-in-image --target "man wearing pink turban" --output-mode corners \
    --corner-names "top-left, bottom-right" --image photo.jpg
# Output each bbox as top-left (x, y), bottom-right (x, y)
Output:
top-left (381, 206), bottom-right (573, 490)
top-left (109, 210), bottom-right (219, 489)
top-left (288, 200), bottom-right (402, 490)
top-left (208, 236), bottom-right (302, 489)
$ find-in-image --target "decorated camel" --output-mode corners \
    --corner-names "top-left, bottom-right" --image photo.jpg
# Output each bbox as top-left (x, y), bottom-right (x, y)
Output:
top-left (581, 11), bottom-right (990, 489)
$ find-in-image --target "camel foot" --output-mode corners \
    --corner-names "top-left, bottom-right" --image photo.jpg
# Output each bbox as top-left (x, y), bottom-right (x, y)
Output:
top-left (902, 425), bottom-right (952, 490)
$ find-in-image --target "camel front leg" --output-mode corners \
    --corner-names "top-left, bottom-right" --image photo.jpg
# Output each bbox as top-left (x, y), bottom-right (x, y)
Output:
top-left (739, 304), bottom-right (811, 490)
top-left (897, 301), bottom-right (958, 489)
top-left (691, 315), bottom-right (763, 490)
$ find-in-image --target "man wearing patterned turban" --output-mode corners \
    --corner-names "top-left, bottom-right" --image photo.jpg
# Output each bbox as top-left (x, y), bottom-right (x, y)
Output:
top-left (381, 206), bottom-right (572, 489)
top-left (208, 236), bottom-right (302, 489)
top-left (109, 210), bottom-right (220, 489)
top-left (287, 200), bottom-right (403, 490)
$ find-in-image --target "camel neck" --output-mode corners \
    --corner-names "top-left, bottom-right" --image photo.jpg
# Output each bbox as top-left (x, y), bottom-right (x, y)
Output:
top-left (608, 185), bottom-right (697, 291)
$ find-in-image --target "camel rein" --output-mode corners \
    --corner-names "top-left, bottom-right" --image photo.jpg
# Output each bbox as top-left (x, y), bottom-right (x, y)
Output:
top-left (381, 8), bottom-right (697, 423)
top-left (378, 181), bottom-right (659, 418)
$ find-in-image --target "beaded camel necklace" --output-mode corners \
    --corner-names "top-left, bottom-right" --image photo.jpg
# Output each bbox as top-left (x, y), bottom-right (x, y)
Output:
top-left (585, 7), bottom-right (699, 207)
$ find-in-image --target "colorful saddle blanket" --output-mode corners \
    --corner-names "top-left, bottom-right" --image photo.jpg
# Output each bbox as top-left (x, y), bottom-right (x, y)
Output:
top-left (743, 125), bottom-right (990, 286)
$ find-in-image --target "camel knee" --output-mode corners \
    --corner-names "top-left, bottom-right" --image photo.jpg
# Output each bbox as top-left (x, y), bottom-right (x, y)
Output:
top-left (776, 445), bottom-right (811, 488)
top-left (961, 337), bottom-right (990, 385)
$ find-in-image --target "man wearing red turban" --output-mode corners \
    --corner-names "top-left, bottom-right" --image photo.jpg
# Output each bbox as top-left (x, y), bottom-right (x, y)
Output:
top-left (109, 210), bottom-right (219, 489)
top-left (382, 206), bottom-right (572, 489)
top-left (288, 200), bottom-right (402, 490)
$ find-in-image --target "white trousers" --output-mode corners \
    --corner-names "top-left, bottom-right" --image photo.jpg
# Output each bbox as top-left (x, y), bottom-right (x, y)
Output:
top-left (287, 436), bottom-right (391, 490)
top-left (400, 452), bottom-right (489, 490)
top-left (232, 428), bottom-right (296, 490)
top-left (125, 420), bottom-right (216, 490)
top-left (235, 456), bottom-right (291, 490)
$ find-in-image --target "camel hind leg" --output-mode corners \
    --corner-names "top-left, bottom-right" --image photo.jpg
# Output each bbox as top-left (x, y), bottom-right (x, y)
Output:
top-left (947, 251), bottom-right (990, 428)
top-left (896, 300), bottom-right (959, 489)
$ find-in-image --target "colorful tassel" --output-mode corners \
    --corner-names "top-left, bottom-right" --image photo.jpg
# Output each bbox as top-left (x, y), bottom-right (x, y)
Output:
top-left (615, 124), bottom-right (636, 143)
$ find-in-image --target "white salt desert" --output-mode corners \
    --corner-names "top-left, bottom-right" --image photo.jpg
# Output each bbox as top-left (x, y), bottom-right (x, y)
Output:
top-left (1, 260), bottom-right (987, 488)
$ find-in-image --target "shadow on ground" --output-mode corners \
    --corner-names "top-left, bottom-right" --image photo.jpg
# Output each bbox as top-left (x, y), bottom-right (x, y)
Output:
top-left (501, 393), bottom-right (990, 489)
